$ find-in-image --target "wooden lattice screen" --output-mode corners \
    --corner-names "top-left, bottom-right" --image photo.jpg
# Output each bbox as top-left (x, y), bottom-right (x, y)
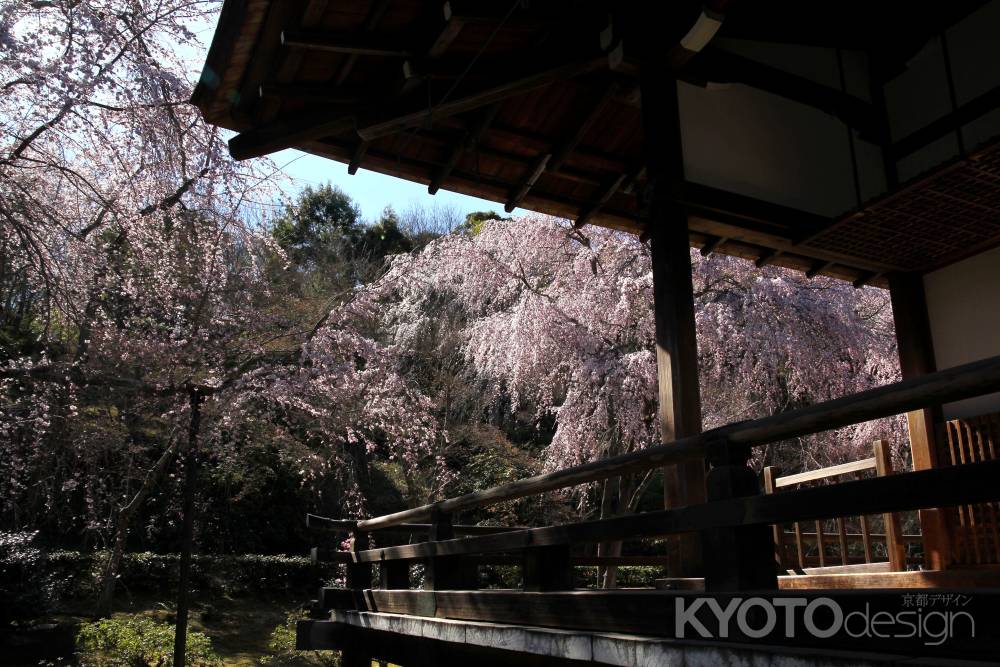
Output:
top-left (940, 412), bottom-right (1000, 566)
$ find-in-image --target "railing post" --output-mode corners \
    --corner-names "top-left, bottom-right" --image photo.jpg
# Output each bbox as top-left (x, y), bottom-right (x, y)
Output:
top-left (346, 529), bottom-right (372, 606)
top-left (874, 439), bottom-right (907, 570)
top-left (424, 510), bottom-right (477, 590)
top-left (703, 441), bottom-right (778, 591)
top-left (379, 560), bottom-right (410, 589)
top-left (762, 465), bottom-right (787, 572)
top-left (522, 544), bottom-right (572, 591)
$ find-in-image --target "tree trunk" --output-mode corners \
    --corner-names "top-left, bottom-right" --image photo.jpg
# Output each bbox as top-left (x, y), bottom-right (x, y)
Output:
top-left (173, 391), bottom-right (202, 667)
top-left (96, 439), bottom-right (179, 615)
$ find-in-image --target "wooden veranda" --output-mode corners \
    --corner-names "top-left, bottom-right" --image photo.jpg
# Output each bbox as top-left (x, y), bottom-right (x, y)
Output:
top-left (194, 0), bottom-right (1000, 663)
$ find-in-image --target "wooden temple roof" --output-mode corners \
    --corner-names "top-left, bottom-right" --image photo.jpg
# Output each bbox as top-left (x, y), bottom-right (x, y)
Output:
top-left (193, 0), bottom-right (1000, 287)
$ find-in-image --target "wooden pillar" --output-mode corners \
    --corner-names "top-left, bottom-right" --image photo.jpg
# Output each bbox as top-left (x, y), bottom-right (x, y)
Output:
top-left (762, 466), bottom-right (787, 571)
top-left (703, 443), bottom-right (778, 591)
top-left (346, 530), bottom-right (372, 607)
top-left (873, 439), bottom-right (907, 571)
top-left (639, 45), bottom-right (706, 578)
top-left (424, 510), bottom-right (477, 590)
top-left (522, 544), bottom-right (572, 591)
top-left (379, 560), bottom-right (410, 589)
top-left (888, 273), bottom-right (951, 569)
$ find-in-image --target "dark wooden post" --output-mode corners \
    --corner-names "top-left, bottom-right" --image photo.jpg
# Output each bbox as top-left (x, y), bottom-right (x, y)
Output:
top-left (639, 35), bottom-right (706, 579)
top-left (522, 544), bottom-right (572, 591)
top-left (424, 510), bottom-right (477, 590)
top-left (762, 466), bottom-right (787, 571)
top-left (379, 560), bottom-right (410, 589)
top-left (703, 441), bottom-right (778, 591)
top-left (873, 439), bottom-right (907, 571)
top-left (346, 529), bottom-right (372, 606)
top-left (889, 272), bottom-right (951, 569)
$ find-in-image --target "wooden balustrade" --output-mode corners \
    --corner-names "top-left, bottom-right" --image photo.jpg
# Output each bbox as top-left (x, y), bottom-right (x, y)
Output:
top-left (308, 353), bottom-right (1000, 593)
top-left (354, 354), bottom-right (1000, 531)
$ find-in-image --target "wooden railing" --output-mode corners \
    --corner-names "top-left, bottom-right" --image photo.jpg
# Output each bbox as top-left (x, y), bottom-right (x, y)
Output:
top-left (311, 354), bottom-right (1000, 594)
top-left (764, 439), bottom-right (906, 573)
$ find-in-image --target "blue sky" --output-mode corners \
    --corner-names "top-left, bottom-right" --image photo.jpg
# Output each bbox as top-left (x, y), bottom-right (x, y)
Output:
top-left (188, 11), bottom-right (522, 223)
top-left (265, 148), bottom-right (519, 222)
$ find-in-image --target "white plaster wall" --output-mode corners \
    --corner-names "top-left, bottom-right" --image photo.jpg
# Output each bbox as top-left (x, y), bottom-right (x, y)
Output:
top-left (883, 0), bottom-right (1000, 180)
top-left (923, 245), bottom-right (1000, 419)
top-left (678, 41), bottom-right (884, 217)
top-left (678, 79), bottom-right (858, 217)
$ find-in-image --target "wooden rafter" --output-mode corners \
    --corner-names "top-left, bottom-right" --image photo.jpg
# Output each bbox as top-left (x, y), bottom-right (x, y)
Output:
top-left (573, 167), bottom-right (641, 228)
top-left (506, 81), bottom-right (619, 212)
top-left (333, 0), bottom-right (391, 85)
top-left (231, 54), bottom-right (609, 159)
top-left (258, 83), bottom-right (359, 105)
top-left (348, 141), bottom-right (369, 175)
top-left (755, 248), bottom-right (782, 268)
top-left (700, 235), bottom-right (727, 256)
top-left (429, 104), bottom-right (500, 195)
top-left (281, 30), bottom-right (413, 58)
top-left (231, 0), bottom-right (306, 124)
top-left (805, 260), bottom-right (834, 278)
top-left (358, 55), bottom-right (608, 141)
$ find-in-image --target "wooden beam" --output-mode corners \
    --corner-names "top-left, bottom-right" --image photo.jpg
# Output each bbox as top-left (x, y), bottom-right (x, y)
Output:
top-left (258, 83), bottom-right (360, 105)
top-left (428, 105), bottom-right (499, 194)
top-left (335, 588), bottom-right (1000, 657)
top-left (573, 167), bottom-right (640, 228)
top-left (232, 0), bottom-right (306, 123)
top-left (306, 514), bottom-right (524, 535)
top-left (506, 82), bottom-right (620, 211)
top-left (231, 54), bottom-right (608, 159)
top-left (427, 3), bottom-right (464, 59)
top-left (774, 458), bottom-right (877, 487)
top-left (688, 47), bottom-right (883, 141)
top-left (805, 260), bottom-right (834, 278)
top-left (888, 272), bottom-right (951, 570)
top-left (348, 141), bottom-right (369, 175)
top-left (334, 0), bottom-right (391, 85)
top-left (357, 55), bottom-right (608, 141)
top-left (699, 235), bottom-right (726, 256)
top-left (755, 248), bottom-right (781, 268)
top-left (230, 111), bottom-right (356, 160)
top-left (281, 30), bottom-right (413, 57)
top-left (609, 41), bottom-right (881, 141)
top-left (852, 271), bottom-right (881, 288)
top-left (356, 353), bottom-right (1000, 531)
top-left (893, 82), bottom-right (1000, 160)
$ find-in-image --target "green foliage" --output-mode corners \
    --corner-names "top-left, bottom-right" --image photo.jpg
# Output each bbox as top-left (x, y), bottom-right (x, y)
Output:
top-left (259, 613), bottom-right (339, 667)
top-left (45, 552), bottom-right (337, 599)
top-left (77, 615), bottom-right (220, 667)
top-left (462, 210), bottom-right (509, 235)
top-left (271, 184), bottom-right (361, 269)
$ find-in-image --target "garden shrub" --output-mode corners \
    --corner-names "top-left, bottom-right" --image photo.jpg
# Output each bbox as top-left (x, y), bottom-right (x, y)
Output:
top-left (0, 531), bottom-right (63, 625)
top-left (77, 615), bottom-right (220, 667)
top-left (47, 552), bottom-right (338, 599)
top-left (258, 613), bottom-right (339, 667)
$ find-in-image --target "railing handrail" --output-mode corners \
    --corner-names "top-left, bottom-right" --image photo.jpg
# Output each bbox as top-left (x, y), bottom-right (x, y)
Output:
top-left (354, 353), bottom-right (1000, 531)
top-left (306, 513), bottom-right (525, 534)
